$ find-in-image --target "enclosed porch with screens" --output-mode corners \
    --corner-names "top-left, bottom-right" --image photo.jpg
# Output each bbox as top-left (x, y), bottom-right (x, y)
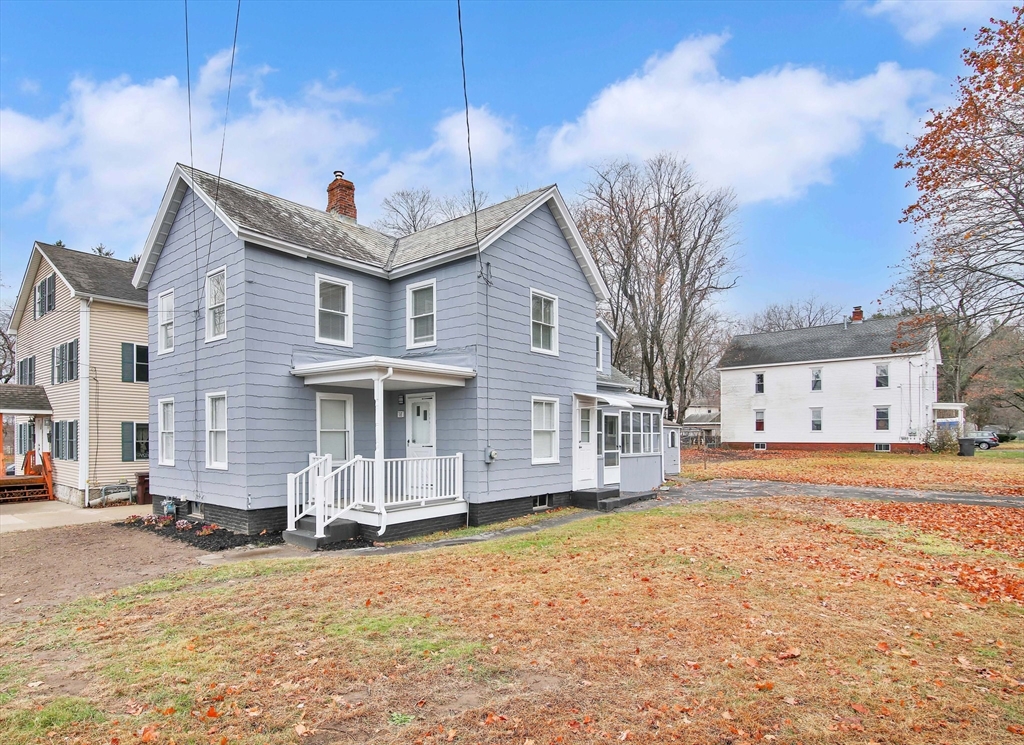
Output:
top-left (286, 356), bottom-right (475, 539)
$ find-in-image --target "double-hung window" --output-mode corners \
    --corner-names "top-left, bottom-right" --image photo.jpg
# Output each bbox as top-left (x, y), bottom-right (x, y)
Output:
top-left (811, 408), bottom-right (822, 432)
top-left (315, 274), bottom-right (353, 346)
top-left (530, 290), bottom-right (558, 355)
top-left (35, 274), bottom-right (55, 319)
top-left (158, 289), bottom-right (174, 353)
top-left (121, 422), bottom-right (148, 461)
top-left (531, 397), bottom-right (559, 464)
top-left (158, 398), bottom-right (175, 466)
top-left (811, 368), bottom-right (822, 391)
top-left (875, 364), bottom-right (889, 388)
top-left (754, 410), bottom-right (765, 432)
top-left (596, 333), bottom-right (603, 371)
top-left (754, 372), bottom-right (765, 394)
top-left (17, 356), bottom-right (35, 385)
top-left (406, 279), bottom-right (436, 348)
top-left (317, 393), bottom-right (353, 462)
top-left (205, 267), bottom-right (227, 342)
top-left (875, 406), bottom-right (890, 431)
top-left (206, 393), bottom-right (228, 469)
top-left (121, 343), bottom-right (149, 382)
top-left (51, 340), bottom-right (79, 384)
top-left (620, 412), bottom-right (662, 455)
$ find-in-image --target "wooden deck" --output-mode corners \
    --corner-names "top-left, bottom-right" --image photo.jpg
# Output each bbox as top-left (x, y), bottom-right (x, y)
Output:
top-left (0, 475), bottom-right (51, 503)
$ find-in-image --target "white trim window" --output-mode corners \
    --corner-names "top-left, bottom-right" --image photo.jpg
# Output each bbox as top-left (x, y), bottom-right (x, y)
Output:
top-left (875, 406), bottom-right (890, 432)
top-left (530, 290), bottom-right (558, 355)
top-left (158, 289), bottom-right (174, 354)
top-left (317, 392), bottom-right (354, 462)
top-left (621, 411), bottom-right (662, 455)
top-left (206, 392), bottom-right (228, 469)
top-left (754, 372), bottom-right (765, 394)
top-left (406, 279), bottom-right (436, 348)
top-left (531, 396), bottom-right (559, 464)
top-left (315, 274), bottom-right (353, 347)
top-left (810, 367), bottom-right (822, 391)
top-left (158, 398), bottom-right (175, 466)
top-left (205, 267), bottom-right (227, 342)
top-left (595, 333), bottom-right (603, 371)
top-left (875, 364), bottom-right (889, 388)
top-left (754, 409), bottom-right (765, 432)
top-left (811, 407), bottom-right (823, 432)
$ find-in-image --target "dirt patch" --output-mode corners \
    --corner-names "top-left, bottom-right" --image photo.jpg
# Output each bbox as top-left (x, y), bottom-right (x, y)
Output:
top-left (0, 522), bottom-right (204, 622)
top-left (113, 515), bottom-right (286, 551)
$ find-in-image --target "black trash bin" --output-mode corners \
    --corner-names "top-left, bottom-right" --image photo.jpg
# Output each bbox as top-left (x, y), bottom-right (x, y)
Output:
top-left (958, 437), bottom-right (975, 457)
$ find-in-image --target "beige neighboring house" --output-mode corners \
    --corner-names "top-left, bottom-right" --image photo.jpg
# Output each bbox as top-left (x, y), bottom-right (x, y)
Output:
top-left (8, 243), bottom-right (149, 506)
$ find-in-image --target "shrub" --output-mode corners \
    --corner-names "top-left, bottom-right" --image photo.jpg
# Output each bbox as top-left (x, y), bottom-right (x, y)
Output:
top-left (997, 433), bottom-right (1017, 443)
top-left (175, 519), bottom-right (194, 531)
top-left (927, 428), bottom-right (959, 454)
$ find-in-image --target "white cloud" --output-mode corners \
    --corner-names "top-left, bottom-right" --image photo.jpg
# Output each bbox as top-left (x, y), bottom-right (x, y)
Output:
top-left (854, 0), bottom-right (1014, 43)
top-left (547, 34), bottom-right (935, 203)
top-left (0, 50), bottom-right (376, 254)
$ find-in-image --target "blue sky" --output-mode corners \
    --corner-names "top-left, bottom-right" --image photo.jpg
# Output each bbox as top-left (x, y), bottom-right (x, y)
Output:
top-left (0, 0), bottom-right (1013, 316)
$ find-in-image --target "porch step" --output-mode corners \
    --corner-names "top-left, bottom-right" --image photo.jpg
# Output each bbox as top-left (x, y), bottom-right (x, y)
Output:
top-left (283, 516), bottom-right (361, 551)
top-left (597, 490), bottom-right (657, 512)
top-left (570, 487), bottom-right (620, 510)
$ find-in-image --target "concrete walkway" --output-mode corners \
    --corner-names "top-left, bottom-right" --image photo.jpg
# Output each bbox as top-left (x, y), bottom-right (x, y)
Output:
top-left (0, 500), bottom-right (145, 533)
top-left (647, 478), bottom-right (1024, 510)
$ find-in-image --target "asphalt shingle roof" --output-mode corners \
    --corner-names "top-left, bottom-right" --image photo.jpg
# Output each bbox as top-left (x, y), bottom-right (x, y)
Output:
top-left (719, 316), bottom-right (931, 369)
top-left (597, 366), bottom-right (636, 390)
top-left (0, 385), bottom-right (52, 413)
top-left (37, 243), bottom-right (147, 305)
top-left (683, 412), bottom-right (721, 426)
top-left (183, 166), bottom-right (553, 272)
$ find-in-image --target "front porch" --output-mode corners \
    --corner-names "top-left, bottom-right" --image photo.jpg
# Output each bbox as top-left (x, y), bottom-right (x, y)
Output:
top-left (285, 356), bottom-right (474, 545)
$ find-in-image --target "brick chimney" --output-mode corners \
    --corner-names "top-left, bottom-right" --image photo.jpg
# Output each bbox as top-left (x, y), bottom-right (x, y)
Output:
top-left (326, 171), bottom-right (357, 222)
top-left (851, 306), bottom-right (864, 323)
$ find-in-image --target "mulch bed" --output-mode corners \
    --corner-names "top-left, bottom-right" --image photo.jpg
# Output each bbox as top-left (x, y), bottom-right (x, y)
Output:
top-left (114, 514), bottom-right (284, 552)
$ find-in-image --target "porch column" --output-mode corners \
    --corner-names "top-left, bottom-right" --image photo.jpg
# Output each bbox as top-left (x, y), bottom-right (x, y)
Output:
top-left (373, 368), bottom-right (393, 513)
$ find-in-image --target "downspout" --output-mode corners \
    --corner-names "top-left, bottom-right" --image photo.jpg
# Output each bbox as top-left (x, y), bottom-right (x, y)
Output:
top-left (374, 366), bottom-right (394, 537)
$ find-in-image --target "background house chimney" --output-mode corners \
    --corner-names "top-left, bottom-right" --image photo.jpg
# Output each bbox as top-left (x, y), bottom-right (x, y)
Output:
top-left (851, 306), bottom-right (864, 323)
top-left (327, 170), bottom-right (357, 222)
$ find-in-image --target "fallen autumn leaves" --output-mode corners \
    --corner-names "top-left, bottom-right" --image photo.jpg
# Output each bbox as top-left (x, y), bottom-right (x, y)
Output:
top-left (1, 498), bottom-right (1022, 744)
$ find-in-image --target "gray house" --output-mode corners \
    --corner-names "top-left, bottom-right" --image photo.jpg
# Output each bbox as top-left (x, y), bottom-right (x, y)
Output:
top-left (132, 165), bottom-right (665, 545)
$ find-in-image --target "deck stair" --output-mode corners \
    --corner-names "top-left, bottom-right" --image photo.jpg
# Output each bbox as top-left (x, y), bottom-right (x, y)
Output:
top-left (596, 490), bottom-right (657, 511)
top-left (0, 475), bottom-right (50, 503)
top-left (282, 515), bottom-right (361, 551)
top-left (571, 487), bottom-right (658, 512)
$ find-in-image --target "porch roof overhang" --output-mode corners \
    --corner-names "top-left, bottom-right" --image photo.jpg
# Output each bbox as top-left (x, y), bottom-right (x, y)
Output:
top-left (291, 355), bottom-right (477, 390)
top-left (0, 385), bottom-right (53, 416)
top-left (932, 402), bottom-right (968, 411)
top-left (577, 391), bottom-right (634, 409)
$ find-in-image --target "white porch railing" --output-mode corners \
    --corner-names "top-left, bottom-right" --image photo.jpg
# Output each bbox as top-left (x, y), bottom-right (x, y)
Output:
top-left (286, 453), bottom-right (331, 532)
top-left (383, 454), bottom-right (463, 506)
top-left (287, 453), bottom-right (464, 538)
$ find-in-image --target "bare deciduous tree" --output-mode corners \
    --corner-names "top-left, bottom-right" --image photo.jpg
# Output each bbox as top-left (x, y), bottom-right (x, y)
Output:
top-left (743, 295), bottom-right (845, 334)
top-left (576, 154), bottom-right (737, 419)
top-left (436, 189), bottom-right (489, 222)
top-left (0, 299), bottom-right (16, 384)
top-left (374, 188), bottom-right (493, 237)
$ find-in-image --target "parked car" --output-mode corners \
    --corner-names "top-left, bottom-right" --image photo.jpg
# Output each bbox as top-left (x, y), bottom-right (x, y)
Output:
top-left (968, 432), bottom-right (1000, 450)
top-left (5, 463), bottom-right (14, 476)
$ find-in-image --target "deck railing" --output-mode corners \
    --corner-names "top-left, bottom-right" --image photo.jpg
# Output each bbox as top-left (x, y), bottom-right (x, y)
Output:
top-left (318, 456), bottom-right (375, 538)
top-left (286, 453), bottom-right (331, 532)
top-left (383, 454), bottom-right (463, 506)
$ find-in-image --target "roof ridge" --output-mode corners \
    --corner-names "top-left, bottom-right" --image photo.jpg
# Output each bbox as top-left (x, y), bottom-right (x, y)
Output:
top-left (37, 242), bottom-right (137, 268)
top-left (396, 185), bottom-right (554, 244)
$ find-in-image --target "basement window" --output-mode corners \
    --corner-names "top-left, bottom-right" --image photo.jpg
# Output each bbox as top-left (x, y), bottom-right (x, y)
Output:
top-left (754, 442), bottom-right (767, 451)
top-left (874, 443), bottom-right (891, 453)
top-left (533, 494), bottom-right (552, 510)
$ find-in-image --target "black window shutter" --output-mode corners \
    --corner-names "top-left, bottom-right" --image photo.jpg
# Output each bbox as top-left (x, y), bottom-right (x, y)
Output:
top-left (121, 343), bottom-right (134, 383)
top-left (47, 274), bottom-right (56, 312)
top-left (121, 422), bottom-right (135, 461)
top-left (29, 356), bottom-right (35, 385)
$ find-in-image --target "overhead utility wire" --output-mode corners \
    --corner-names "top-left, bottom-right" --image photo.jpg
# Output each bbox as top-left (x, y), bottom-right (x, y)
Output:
top-left (457, 0), bottom-right (485, 282)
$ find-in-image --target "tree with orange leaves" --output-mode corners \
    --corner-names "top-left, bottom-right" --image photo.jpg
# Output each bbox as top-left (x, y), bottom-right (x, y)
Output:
top-left (896, 7), bottom-right (1023, 321)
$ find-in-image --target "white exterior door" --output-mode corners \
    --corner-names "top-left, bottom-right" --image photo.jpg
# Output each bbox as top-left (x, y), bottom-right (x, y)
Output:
top-left (406, 393), bottom-right (436, 458)
top-left (573, 401), bottom-right (597, 489)
top-left (603, 412), bottom-right (620, 485)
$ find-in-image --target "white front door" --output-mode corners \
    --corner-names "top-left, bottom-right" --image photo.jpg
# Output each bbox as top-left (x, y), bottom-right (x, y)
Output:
top-left (603, 412), bottom-right (620, 485)
top-left (406, 393), bottom-right (436, 458)
top-left (573, 401), bottom-right (597, 489)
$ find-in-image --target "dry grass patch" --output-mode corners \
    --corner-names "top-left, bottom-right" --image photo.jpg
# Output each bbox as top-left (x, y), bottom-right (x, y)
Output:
top-left (1, 500), bottom-right (1022, 744)
top-left (678, 448), bottom-right (1024, 495)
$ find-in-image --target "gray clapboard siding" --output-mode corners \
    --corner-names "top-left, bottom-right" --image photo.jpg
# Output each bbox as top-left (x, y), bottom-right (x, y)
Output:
top-left (147, 189), bottom-right (248, 507)
top-left (619, 453), bottom-right (663, 493)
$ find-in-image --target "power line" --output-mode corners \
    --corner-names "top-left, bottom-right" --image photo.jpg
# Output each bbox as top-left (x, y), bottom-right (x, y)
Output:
top-left (456, 0), bottom-right (485, 282)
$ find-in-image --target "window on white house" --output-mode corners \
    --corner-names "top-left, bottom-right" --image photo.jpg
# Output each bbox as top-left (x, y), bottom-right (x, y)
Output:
top-left (754, 442), bottom-right (767, 451)
top-left (875, 406), bottom-right (890, 431)
top-left (875, 364), bottom-right (889, 388)
top-left (532, 397), bottom-right (558, 464)
top-left (811, 408), bottom-right (822, 432)
top-left (531, 290), bottom-right (558, 354)
top-left (205, 268), bottom-right (227, 341)
top-left (17, 356), bottom-right (35, 385)
top-left (159, 399), bottom-right (174, 466)
top-left (754, 372), bottom-right (765, 394)
top-left (317, 394), bottom-right (352, 463)
top-left (874, 443), bottom-right (891, 452)
top-left (755, 410), bottom-right (765, 432)
top-left (158, 290), bottom-right (174, 353)
top-left (407, 280), bottom-right (436, 348)
top-left (35, 274), bottom-right (56, 319)
top-left (620, 412), bottom-right (662, 454)
top-left (315, 275), bottom-right (352, 346)
top-left (811, 368), bottom-right (822, 391)
top-left (121, 343), bottom-right (148, 383)
top-left (206, 393), bottom-right (227, 469)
